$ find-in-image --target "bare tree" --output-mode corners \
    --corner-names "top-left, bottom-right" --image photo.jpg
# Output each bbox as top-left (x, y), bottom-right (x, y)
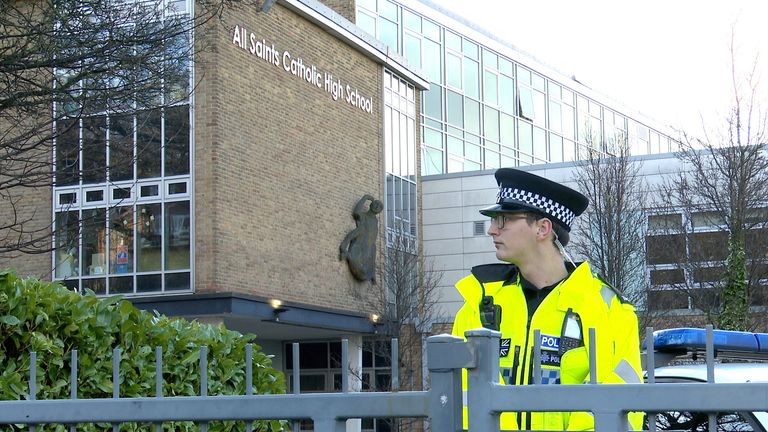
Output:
top-left (0, 0), bottom-right (250, 256)
top-left (571, 133), bottom-right (655, 330)
top-left (653, 30), bottom-right (768, 331)
top-left (348, 233), bottom-right (444, 431)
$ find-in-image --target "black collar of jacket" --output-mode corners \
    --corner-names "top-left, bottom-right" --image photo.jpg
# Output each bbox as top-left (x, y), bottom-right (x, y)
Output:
top-left (471, 263), bottom-right (519, 285)
top-left (471, 261), bottom-right (586, 287)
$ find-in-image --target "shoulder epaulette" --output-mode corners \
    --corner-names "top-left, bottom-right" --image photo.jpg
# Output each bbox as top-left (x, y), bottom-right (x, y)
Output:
top-left (594, 272), bottom-right (632, 304)
top-left (471, 263), bottom-right (518, 285)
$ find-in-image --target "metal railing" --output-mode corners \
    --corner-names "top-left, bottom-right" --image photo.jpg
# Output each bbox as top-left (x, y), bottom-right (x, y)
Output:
top-left (1, 326), bottom-right (767, 431)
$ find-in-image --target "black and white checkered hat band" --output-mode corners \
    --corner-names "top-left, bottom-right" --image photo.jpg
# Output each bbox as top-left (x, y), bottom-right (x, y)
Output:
top-left (497, 187), bottom-right (576, 227)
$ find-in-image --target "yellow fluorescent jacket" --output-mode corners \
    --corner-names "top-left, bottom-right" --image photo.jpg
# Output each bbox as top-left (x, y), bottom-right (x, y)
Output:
top-left (451, 261), bottom-right (643, 431)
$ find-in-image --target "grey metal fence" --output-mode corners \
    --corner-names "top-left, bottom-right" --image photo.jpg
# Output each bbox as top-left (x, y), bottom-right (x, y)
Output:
top-left (1, 327), bottom-right (767, 431)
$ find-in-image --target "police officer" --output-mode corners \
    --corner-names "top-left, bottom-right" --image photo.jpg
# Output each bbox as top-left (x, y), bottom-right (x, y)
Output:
top-left (451, 168), bottom-right (643, 431)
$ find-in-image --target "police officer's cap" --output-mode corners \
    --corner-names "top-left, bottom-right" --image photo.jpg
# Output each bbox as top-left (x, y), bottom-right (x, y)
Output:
top-left (479, 168), bottom-right (588, 231)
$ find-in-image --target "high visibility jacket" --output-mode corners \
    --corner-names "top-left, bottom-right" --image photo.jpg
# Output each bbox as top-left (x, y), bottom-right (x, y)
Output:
top-left (451, 261), bottom-right (643, 431)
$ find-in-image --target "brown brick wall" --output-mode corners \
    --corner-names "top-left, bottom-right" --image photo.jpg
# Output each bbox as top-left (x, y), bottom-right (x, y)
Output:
top-left (194, 3), bottom-right (385, 313)
top-left (0, 185), bottom-right (52, 279)
top-left (0, 111), bottom-right (53, 279)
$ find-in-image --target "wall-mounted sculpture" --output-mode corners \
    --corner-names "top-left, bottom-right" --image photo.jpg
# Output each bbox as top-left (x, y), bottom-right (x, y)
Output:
top-left (339, 194), bottom-right (383, 283)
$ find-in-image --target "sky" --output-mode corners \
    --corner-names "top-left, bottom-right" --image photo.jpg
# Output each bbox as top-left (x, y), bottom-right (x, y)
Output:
top-left (437, 0), bottom-right (768, 134)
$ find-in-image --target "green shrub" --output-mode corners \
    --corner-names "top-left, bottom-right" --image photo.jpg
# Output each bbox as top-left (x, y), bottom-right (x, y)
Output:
top-left (0, 269), bottom-right (286, 431)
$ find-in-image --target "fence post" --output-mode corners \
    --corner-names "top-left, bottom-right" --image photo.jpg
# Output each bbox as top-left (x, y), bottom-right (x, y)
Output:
top-left (426, 334), bottom-right (466, 432)
top-left (465, 328), bottom-right (500, 432)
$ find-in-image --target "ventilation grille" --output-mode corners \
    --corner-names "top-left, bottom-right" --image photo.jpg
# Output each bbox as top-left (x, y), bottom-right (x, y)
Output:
top-left (474, 221), bottom-right (486, 236)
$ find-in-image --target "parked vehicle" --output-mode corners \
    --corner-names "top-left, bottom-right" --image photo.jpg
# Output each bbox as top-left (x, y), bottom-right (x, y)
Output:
top-left (645, 327), bottom-right (768, 431)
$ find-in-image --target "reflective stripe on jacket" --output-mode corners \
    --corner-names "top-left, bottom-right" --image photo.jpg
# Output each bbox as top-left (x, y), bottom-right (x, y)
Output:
top-left (451, 261), bottom-right (643, 431)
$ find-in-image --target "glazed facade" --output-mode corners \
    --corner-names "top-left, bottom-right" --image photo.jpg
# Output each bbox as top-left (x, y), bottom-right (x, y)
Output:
top-left (356, 0), bottom-right (677, 176)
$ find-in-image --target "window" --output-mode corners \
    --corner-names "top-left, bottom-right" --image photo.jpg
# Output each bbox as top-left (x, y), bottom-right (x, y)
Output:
top-left (283, 340), bottom-right (394, 432)
top-left (646, 234), bottom-right (686, 265)
top-left (384, 71), bottom-right (417, 251)
top-left (647, 289), bottom-right (689, 311)
top-left (52, 0), bottom-right (192, 295)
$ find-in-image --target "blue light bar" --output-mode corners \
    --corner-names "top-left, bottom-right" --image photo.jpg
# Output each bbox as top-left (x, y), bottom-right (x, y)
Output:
top-left (649, 327), bottom-right (768, 354)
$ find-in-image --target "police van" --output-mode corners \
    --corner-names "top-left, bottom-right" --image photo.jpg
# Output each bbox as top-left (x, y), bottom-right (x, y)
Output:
top-left (645, 327), bottom-right (768, 431)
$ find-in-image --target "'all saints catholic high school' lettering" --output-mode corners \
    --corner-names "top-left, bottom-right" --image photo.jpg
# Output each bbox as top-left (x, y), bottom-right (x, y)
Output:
top-left (232, 25), bottom-right (373, 114)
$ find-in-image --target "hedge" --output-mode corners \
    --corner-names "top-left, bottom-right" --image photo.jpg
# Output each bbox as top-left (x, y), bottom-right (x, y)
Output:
top-left (0, 269), bottom-right (286, 431)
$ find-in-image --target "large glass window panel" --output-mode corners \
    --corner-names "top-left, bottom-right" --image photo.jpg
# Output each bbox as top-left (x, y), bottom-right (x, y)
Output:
top-left (483, 70), bottom-right (498, 105)
top-left (356, 0), bottom-right (375, 11)
top-left (465, 159), bottom-right (480, 171)
top-left (56, 119), bottom-right (80, 186)
top-left (445, 31), bottom-right (461, 52)
top-left (483, 49), bottom-right (498, 69)
top-left (550, 133), bottom-right (564, 163)
top-left (82, 208), bottom-right (106, 277)
top-left (110, 276), bottom-right (133, 294)
top-left (109, 114), bottom-right (134, 182)
top-left (407, 118), bottom-right (415, 177)
top-left (562, 88), bottom-right (574, 105)
top-left (165, 201), bottom-right (190, 270)
top-left (533, 127), bottom-right (547, 161)
top-left (499, 75), bottom-right (515, 114)
top-left (447, 134), bottom-right (463, 156)
top-left (423, 18), bottom-right (440, 41)
top-left (485, 150), bottom-right (500, 169)
top-left (422, 147), bottom-right (444, 175)
top-left (164, 105), bottom-right (190, 176)
top-left (137, 109), bottom-right (162, 179)
top-left (55, 211), bottom-right (79, 279)
top-left (549, 82), bottom-right (561, 100)
top-left (518, 86), bottom-right (535, 121)
top-left (517, 67), bottom-right (531, 85)
top-left (82, 116), bottom-right (106, 184)
top-left (165, 272), bottom-right (190, 291)
top-left (531, 73), bottom-right (545, 91)
top-left (464, 98), bottom-right (480, 135)
top-left (165, 32), bottom-right (190, 104)
top-left (357, 11), bottom-right (376, 36)
top-left (403, 9), bottom-right (421, 33)
top-left (446, 90), bottom-right (463, 127)
top-left (518, 120), bottom-right (533, 164)
top-left (392, 110), bottom-right (401, 175)
top-left (399, 112), bottom-right (408, 176)
top-left (404, 33), bottom-right (421, 68)
top-left (462, 39), bottom-right (478, 60)
top-left (403, 9), bottom-right (420, 31)
top-left (500, 113), bottom-right (515, 146)
top-left (83, 278), bottom-right (106, 295)
top-left (423, 127), bottom-right (443, 149)
top-left (137, 274), bottom-right (162, 293)
top-left (422, 39), bottom-right (441, 84)
top-left (463, 58), bottom-right (479, 98)
top-left (563, 139), bottom-right (575, 162)
top-left (466, 142), bottom-right (480, 162)
top-left (651, 132), bottom-right (661, 153)
top-left (378, 18), bottom-right (398, 52)
top-left (379, 0), bottom-right (397, 21)
top-left (499, 57), bottom-right (513, 76)
top-left (137, 203), bottom-right (162, 272)
top-left (109, 206), bottom-right (134, 274)
top-left (484, 107), bottom-right (499, 142)
top-left (549, 100), bottom-right (562, 133)
top-left (562, 104), bottom-right (575, 140)
top-left (384, 107), bottom-right (392, 173)
top-left (532, 90), bottom-right (546, 127)
top-left (446, 53), bottom-right (462, 89)
top-left (422, 86), bottom-right (442, 120)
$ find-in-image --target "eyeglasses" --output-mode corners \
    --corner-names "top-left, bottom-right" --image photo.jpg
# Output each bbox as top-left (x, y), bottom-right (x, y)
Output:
top-left (490, 214), bottom-right (530, 229)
